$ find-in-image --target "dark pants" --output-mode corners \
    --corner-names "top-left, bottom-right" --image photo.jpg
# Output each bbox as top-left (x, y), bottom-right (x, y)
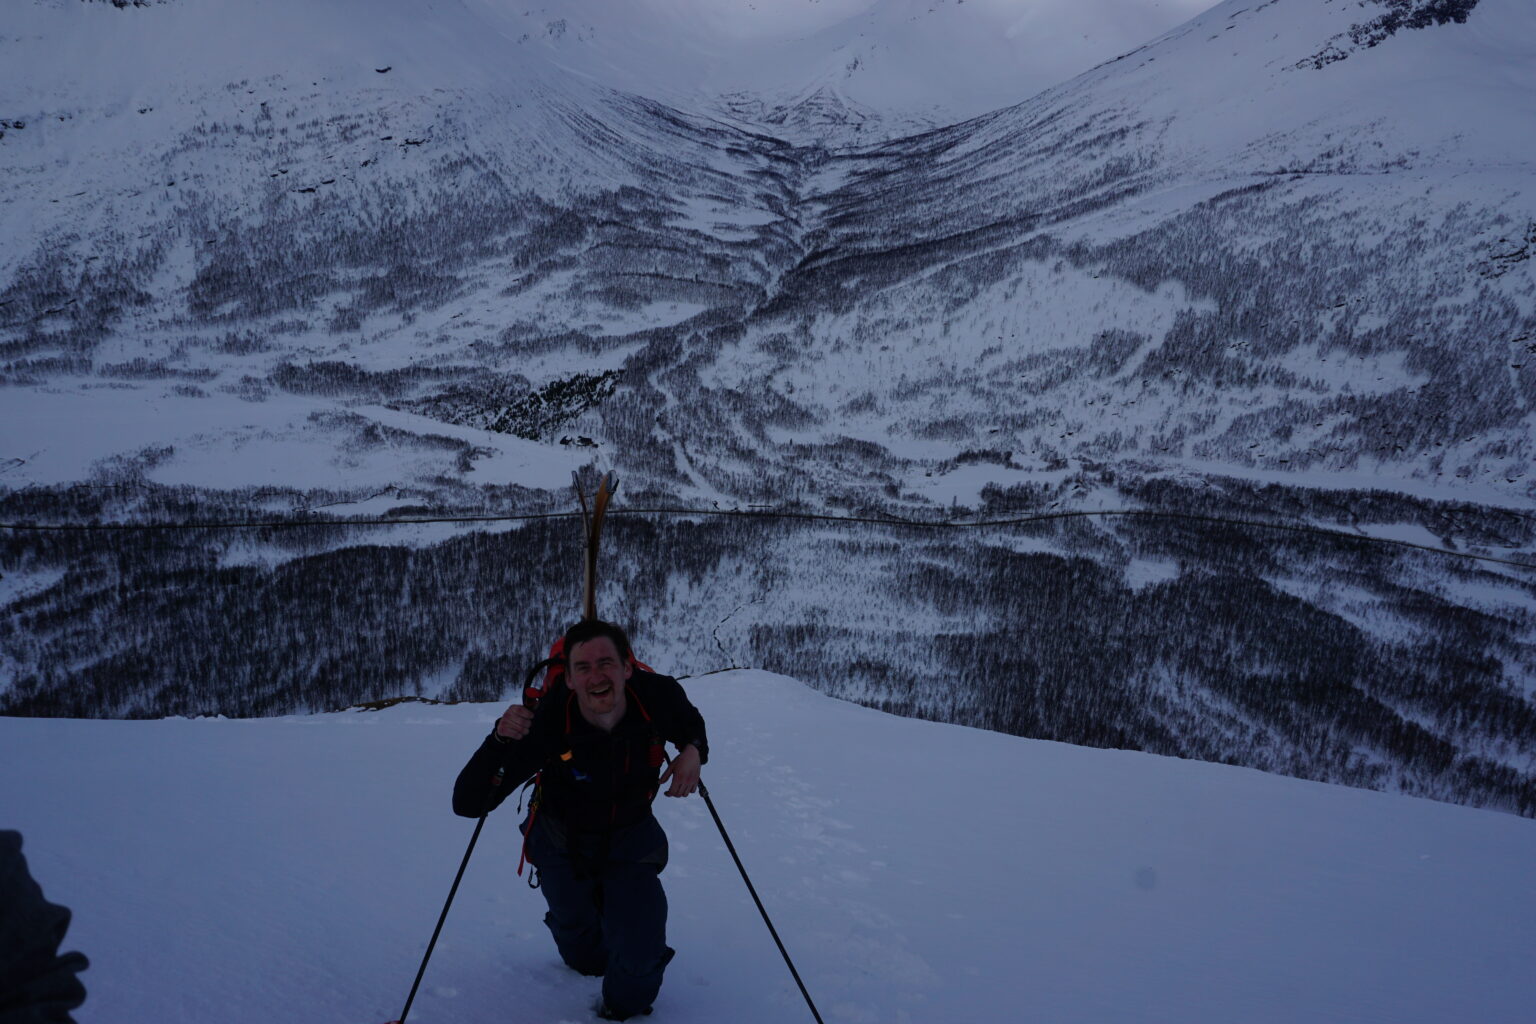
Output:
top-left (523, 812), bottom-right (673, 1018)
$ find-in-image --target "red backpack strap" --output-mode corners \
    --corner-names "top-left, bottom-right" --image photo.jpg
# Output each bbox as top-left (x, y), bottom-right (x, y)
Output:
top-left (625, 683), bottom-right (653, 723)
top-left (524, 638), bottom-right (566, 708)
top-left (515, 640), bottom-right (567, 882)
top-left (624, 683), bottom-right (670, 776)
top-left (516, 777), bottom-right (541, 880)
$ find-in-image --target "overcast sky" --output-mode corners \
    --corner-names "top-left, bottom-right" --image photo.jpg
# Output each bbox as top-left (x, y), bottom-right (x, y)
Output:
top-left (633, 0), bottom-right (1219, 42)
top-left (458, 0), bottom-right (1229, 120)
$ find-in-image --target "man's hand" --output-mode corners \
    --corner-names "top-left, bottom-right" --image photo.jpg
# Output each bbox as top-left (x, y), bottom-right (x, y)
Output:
top-left (659, 744), bottom-right (701, 797)
top-left (495, 704), bottom-right (534, 741)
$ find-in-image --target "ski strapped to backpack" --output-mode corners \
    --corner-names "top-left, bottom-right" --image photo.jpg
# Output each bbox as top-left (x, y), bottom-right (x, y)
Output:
top-left (517, 471), bottom-right (614, 879)
top-left (575, 470), bottom-right (616, 623)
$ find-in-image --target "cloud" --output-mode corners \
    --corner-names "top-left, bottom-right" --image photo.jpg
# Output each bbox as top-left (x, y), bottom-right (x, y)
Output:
top-left (634, 0), bottom-right (883, 42)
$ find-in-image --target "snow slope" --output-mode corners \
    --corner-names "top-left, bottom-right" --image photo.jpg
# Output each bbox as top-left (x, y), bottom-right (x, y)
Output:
top-left (3, 670), bottom-right (1533, 1024)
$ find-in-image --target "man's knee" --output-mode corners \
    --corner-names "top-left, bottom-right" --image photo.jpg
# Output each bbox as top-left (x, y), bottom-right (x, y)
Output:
top-left (544, 911), bottom-right (607, 976)
top-left (531, 823), bottom-right (608, 974)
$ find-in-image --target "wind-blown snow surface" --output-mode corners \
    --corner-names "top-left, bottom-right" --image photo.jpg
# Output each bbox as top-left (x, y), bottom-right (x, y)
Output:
top-left (3, 671), bottom-right (1534, 1024)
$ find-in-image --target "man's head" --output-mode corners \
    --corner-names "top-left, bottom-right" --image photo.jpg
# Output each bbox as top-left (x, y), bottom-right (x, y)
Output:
top-left (561, 619), bottom-right (634, 722)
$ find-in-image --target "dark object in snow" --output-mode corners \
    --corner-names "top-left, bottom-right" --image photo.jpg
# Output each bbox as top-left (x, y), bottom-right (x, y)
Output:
top-left (376, 66), bottom-right (393, 73)
top-left (490, 370), bottom-right (620, 440)
top-left (0, 831), bottom-right (89, 1023)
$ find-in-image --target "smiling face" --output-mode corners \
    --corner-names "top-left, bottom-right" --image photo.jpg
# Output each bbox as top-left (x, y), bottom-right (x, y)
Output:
top-left (566, 635), bottom-right (633, 726)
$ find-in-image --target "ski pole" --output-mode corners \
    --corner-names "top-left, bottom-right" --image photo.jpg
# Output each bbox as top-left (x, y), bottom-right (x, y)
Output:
top-left (697, 780), bottom-right (826, 1024)
top-left (663, 751), bottom-right (825, 1024)
top-left (385, 766), bottom-right (503, 1024)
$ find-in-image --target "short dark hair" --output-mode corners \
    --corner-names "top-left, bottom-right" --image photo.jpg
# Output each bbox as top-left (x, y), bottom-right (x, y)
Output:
top-left (561, 619), bottom-right (633, 663)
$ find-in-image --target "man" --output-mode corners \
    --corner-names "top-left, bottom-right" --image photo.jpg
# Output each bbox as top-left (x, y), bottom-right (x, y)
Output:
top-left (454, 620), bottom-right (707, 1021)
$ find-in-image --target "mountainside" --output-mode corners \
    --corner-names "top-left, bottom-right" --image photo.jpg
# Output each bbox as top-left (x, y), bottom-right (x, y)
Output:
top-left (2, 0), bottom-right (1535, 818)
top-left (4, 671), bottom-right (1535, 1024)
top-left (706, 0), bottom-right (1535, 508)
top-left (6, 0), bottom-right (1530, 509)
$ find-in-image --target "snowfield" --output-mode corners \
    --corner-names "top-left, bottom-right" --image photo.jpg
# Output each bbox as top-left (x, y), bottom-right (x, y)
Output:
top-left (4, 670), bottom-right (1533, 1024)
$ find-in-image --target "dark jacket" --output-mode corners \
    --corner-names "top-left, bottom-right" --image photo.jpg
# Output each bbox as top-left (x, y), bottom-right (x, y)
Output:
top-left (454, 670), bottom-right (708, 834)
top-left (0, 831), bottom-right (88, 1024)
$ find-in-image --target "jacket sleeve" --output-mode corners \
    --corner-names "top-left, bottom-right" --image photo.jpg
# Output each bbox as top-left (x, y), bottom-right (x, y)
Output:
top-left (655, 675), bottom-right (709, 766)
top-left (451, 704), bottom-right (558, 818)
top-left (0, 830), bottom-right (89, 1023)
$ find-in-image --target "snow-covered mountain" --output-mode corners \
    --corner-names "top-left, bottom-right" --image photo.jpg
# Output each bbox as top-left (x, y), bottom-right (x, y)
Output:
top-left (4, 671), bottom-right (1535, 1024)
top-left (760, 0), bottom-right (1534, 503)
top-left (4, 0), bottom-right (1530, 510)
top-left (2, 0), bottom-right (1534, 818)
